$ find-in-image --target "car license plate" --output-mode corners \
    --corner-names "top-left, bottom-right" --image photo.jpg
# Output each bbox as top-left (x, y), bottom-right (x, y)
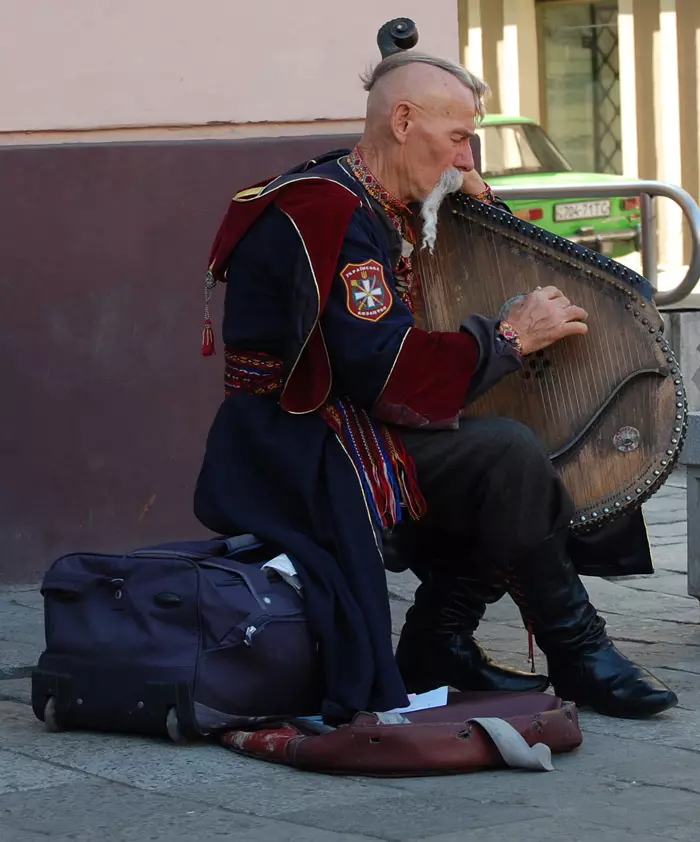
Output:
top-left (554, 200), bottom-right (611, 222)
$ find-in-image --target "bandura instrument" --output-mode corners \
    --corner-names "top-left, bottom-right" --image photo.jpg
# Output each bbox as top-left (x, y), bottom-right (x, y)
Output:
top-left (412, 194), bottom-right (688, 532)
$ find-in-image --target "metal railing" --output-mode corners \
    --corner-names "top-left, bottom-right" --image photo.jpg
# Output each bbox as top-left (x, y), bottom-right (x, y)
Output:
top-left (493, 180), bottom-right (700, 307)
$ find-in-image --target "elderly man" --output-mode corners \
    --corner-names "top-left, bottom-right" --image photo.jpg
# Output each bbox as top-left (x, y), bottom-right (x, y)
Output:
top-left (195, 52), bottom-right (677, 722)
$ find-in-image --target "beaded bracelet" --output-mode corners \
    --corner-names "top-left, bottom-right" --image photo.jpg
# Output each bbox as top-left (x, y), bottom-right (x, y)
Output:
top-left (472, 183), bottom-right (495, 204)
top-left (497, 320), bottom-right (523, 356)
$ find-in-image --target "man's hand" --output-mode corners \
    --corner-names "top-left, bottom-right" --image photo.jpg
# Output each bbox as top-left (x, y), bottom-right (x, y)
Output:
top-left (460, 169), bottom-right (488, 196)
top-left (504, 286), bottom-right (589, 355)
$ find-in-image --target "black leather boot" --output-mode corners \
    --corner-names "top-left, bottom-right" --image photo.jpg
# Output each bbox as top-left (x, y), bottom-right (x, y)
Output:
top-left (395, 571), bottom-right (550, 695)
top-left (506, 532), bottom-right (678, 718)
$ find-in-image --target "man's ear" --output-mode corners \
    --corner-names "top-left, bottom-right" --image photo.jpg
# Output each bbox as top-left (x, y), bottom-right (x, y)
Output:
top-left (391, 102), bottom-right (412, 146)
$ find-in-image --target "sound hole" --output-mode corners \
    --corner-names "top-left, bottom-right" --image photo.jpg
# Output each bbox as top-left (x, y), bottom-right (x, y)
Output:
top-left (522, 353), bottom-right (552, 380)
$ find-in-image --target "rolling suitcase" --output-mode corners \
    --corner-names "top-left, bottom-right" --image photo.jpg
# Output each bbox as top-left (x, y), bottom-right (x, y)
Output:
top-left (32, 535), bottom-right (321, 742)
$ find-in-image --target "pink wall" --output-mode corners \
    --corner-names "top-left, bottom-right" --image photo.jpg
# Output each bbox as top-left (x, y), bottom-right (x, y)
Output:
top-left (0, 1), bottom-right (459, 134)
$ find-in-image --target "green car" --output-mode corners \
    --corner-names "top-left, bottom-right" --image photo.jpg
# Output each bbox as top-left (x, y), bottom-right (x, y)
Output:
top-left (477, 115), bottom-right (642, 259)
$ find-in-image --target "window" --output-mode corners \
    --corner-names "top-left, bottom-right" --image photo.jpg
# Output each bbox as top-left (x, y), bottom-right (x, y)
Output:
top-left (477, 123), bottom-right (573, 178)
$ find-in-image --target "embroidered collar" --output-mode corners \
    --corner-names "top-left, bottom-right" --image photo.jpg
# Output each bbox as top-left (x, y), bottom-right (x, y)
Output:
top-left (346, 147), bottom-right (415, 242)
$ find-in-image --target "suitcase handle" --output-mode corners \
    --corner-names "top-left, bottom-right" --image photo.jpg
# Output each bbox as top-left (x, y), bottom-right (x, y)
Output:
top-left (126, 534), bottom-right (263, 561)
top-left (41, 575), bottom-right (121, 598)
top-left (221, 534), bottom-right (263, 554)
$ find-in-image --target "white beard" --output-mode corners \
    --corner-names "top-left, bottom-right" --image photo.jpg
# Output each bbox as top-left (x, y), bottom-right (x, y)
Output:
top-left (420, 167), bottom-right (464, 253)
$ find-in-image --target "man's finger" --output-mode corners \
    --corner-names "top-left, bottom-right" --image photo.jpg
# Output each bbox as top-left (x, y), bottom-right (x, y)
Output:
top-left (563, 305), bottom-right (588, 323)
top-left (559, 321), bottom-right (589, 337)
top-left (540, 285), bottom-right (565, 300)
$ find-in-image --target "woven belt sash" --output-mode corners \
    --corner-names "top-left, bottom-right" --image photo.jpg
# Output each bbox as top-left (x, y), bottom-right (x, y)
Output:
top-left (224, 347), bottom-right (426, 528)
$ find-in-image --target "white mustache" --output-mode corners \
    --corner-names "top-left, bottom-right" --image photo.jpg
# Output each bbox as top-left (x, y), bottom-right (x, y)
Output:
top-left (420, 167), bottom-right (463, 253)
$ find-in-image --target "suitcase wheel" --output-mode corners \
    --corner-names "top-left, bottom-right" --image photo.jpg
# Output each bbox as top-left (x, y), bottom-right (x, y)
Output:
top-left (166, 707), bottom-right (191, 745)
top-left (43, 697), bottom-right (64, 733)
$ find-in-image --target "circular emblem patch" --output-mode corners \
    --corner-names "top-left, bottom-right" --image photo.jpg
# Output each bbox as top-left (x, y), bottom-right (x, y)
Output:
top-left (613, 426), bottom-right (641, 453)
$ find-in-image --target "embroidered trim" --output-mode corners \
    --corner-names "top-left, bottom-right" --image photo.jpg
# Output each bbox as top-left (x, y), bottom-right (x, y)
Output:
top-left (498, 320), bottom-right (523, 356)
top-left (321, 398), bottom-right (426, 528)
top-left (224, 345), bottom-right (426, 529)
top-left (346, 148), bottom-right (412, 221)
top-left (224, 349), bottom-right (284, 397)
top-left (346, 147), bottom-right (420, 313)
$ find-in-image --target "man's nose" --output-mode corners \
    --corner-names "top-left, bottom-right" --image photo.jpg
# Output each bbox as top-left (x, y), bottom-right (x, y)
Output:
top-left (454, 144), bottom-right (474, 172)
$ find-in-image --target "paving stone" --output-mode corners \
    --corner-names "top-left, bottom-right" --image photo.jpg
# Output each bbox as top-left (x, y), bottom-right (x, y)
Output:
top-left (0, 590), bottom-right (44, 611)
top-left (0, 780), bottom-right (377, 842)
top-left (647, 523), bottom-right (688, 541)
top-left (651, 544), bottom-right (690, 573)
top-left (377, 729), bottom-right (700, 807)
top-left (0, 471), bottom-right (697, 842)
top-left (277, 791), bottom-right (550, 841)
top-left (0, 827), bottom-right (49, 842)
top-left (0, 702), bottom-right (278, 791)
top-left (645, 507), bottom-right (688, 526)
top-left (144, 757), bottom-right (399, 817)
top-left (0, 750), bottom-right (87, 795)
top-left (657, 825), bottom-right (700, 842)
top-left (0, 702), bottom-right (397, 818)
top-left (552, 730), bottom-right (700, 795)
top-left (664, 660), bottom-right (700, 675)
top-left (615, 572), bottom-right (689, 597)
top-left (578, 704), bottom-right (700, 754)
top-left (425, 817), bottom-right (688, 842)
top-left (650, 666), bottom-right (700, 696)
top-left (0, 679), bottom-right (31, 706)
top-left (0, 597), bottom-right (44, 674)
top-left (583, 579), bottom-right (699, 625)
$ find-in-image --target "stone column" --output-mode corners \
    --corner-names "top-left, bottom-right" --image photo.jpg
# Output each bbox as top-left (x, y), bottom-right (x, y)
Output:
top-left (676, 0), bottom-right (700, 264)
top-left (499, 0), bottom-right (540, 122)
top-left (458, 0), bottom-right (504, 111)
top-left (618, 0), bottom-right (640, 178)
top-left (654, 0), bottom-right (684, 268)
top-left (679, 413), bottom-right (700, 600)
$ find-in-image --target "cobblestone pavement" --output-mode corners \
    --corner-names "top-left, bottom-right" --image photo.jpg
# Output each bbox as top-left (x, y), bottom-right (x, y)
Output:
top-left (1, 470), bottom-right (698, 841)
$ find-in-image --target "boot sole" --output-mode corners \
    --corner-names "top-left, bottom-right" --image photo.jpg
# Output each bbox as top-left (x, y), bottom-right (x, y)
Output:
top-left (561, 692), bottom-right (679, 719)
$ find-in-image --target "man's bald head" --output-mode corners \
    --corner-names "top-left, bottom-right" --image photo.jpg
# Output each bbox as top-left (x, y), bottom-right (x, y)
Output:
top-left (361, 52), bottom-right (489, 122)
top-left (355, 53), bottom-right (488, 204)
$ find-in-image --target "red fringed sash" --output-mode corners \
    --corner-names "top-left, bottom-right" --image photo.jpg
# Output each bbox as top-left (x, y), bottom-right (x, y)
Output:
top-left (224, 348), bottom-right (426, 528)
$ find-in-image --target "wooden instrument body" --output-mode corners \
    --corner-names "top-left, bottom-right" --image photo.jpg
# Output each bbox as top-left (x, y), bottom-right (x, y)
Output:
top-left (412, 195), bottom-right (688, 532)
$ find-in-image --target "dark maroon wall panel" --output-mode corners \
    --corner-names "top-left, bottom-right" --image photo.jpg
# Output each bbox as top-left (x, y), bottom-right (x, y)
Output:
top-left (0, 134), bottom-right (358, 583)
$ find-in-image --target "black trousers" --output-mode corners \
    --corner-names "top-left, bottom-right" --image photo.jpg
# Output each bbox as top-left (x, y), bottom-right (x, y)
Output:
top-left (398, 417), bottom-right (574, 567)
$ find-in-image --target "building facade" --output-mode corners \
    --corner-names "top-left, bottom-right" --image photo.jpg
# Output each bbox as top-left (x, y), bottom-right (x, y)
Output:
top-left (1, 0), bottom-right (699, 582)
top-left (0, 0), bottom-right (459, 143)
top-left (2, 1), bottom-right (697, 268)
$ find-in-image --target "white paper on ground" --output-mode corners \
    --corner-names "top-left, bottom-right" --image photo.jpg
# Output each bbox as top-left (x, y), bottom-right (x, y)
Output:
top-left (388, 685), bottom-right (449, 713)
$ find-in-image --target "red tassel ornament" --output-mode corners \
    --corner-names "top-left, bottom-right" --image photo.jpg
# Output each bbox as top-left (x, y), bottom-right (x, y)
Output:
top-left (201, 318), bottom-right (216, 356)
top-left (201, 268), bottom-right (217, 357)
